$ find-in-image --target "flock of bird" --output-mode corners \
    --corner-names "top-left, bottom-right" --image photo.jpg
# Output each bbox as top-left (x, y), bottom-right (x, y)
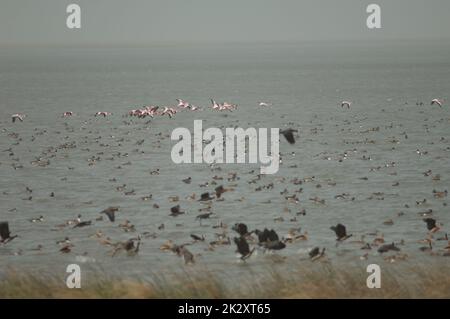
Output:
top-left (11, 98), bottom-right (445, 123)
top-left (1, 96), bottom-right (449, 270)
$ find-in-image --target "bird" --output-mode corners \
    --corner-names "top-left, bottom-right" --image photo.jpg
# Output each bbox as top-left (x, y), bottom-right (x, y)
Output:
top-left (29, 215), bottom-right (44, 223)
top-left (0, 222), bottom-right (17, 244)
top-left (190, 234), bottom-right (205, 242)
top-left (254, 228), bottom-right (286, 250)
top-left (341, 101), bottom-right (352, 108)
top-left (170, 205), bottom-right (185, 217)
top-left (196, 212), bottom-right (213, 226)
top-left (176, 99), bottom-right (190, 109)
top-left (199, 192), bottom-right (214, 201)
top-left (431, 99), bottom-right (443, 107)
top-left (258, 102), bottom-right (272, 107)
top-left (100, 207), bottom-right (119, 222)
top-left (377, 242), bottom-right (400, 253)
top-left (280, 128), bottom-right (298, 144)
top-left (94, 111), bottom-right (112, 117)
top-left (60, 244), bottom-right (73, 254)
top-left (232, 223), bottom-right (249, 236)
top-left (73, 220), bottom-right (92, 228)
top-left (175, 246), bottom-right (195, 264)
top-left (215, 185), bottom-right (232, 198)
top-left (423, 218), bottom-right (440, 233)
top-left (233, 236), bottom-right (254, 260)
top-left (309, 247), bottom-right (326, 261)
top-left (112, 237), bottom-right (140, 257)
top-left (182, 177), bottom-right (192, 184)
top-left (11, 114), bottom-right (25, 123)
top-left (330, 224), bottom-right (352, 241)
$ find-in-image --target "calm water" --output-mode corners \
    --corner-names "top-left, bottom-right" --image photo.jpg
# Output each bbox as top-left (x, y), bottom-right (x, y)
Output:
top-left (1, 41), bottom-right (449, 281)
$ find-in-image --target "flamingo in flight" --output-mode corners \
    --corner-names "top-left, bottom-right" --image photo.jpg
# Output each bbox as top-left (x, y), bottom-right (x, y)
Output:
top-left (431, 99), bottom-right (444, 107)
top-left (95, 112), bottom-right (112, 117)
top-left (62, 111), bottom-right (74, 117)
top-left (11, 114), bottom-right (25, 123)
top-left (176, 99), bottom-right (190, 109)
top-left (341, 101), bottom-right (352, 108)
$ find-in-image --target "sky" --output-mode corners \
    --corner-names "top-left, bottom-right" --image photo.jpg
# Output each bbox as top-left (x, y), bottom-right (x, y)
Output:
top-left (1, 0), bottom-right (449, 46)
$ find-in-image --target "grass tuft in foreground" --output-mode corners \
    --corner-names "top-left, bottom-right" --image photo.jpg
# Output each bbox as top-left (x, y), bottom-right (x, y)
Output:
top-left (1, 263), bottom-right (449, 298)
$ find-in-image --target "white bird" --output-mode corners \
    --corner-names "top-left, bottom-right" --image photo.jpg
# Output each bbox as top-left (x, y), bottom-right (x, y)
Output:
top-left (341, 101), bottom-right (352, 108)
top-left (431, 99), bottom-right (443, 107)
top-left (62, 111), bottom-right (74, 117)
top-left (211, 99), bottom-right (220, 110)
top-left (95, 111), bottom-right (112, 117)
top-left (258, 102), bottom-right (272, 107)
top-left (11, 114), bottom-right (25, 123)
top-left (176, 99), bottom-right (190, 109)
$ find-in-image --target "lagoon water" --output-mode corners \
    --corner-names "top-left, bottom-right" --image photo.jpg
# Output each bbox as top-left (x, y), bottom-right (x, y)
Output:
top-left (1, 41), bottom-right (450, 283)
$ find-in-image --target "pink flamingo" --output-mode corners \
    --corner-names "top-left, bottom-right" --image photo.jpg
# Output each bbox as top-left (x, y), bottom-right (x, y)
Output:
top-left (95, 112), bottom-right (111, 117)
top-left (11, 113), bottom-right (25, 123)
top-left (341, 101), bottom-right (352, 108)
top-left (62, 111), bottom-right (74, 117)
top-left (176, 99), bottom-right (190, 109)
top-left (431, 99), bottom-right (444, 107)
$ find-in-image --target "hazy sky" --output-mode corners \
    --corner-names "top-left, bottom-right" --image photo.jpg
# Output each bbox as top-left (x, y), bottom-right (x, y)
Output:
top-left (1, 0), bottom-right (449, 46)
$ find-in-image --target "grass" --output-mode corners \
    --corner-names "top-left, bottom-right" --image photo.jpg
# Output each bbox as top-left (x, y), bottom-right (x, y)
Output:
top-left (1, 262), bottom-right (449, 298)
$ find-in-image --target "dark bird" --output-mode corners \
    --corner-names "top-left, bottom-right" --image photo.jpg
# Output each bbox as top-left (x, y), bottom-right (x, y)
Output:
top-left (73, 220), bottom-right (92, 228)
top-left (423, 218), bottom-right (438, 231)
top-left (280, 128), bottom-right (298, 144)
top-left (196, 212), bottom-right (213, 223)
top-left (330, 223), bottom-right (352, 241)
top-left (255, 228), bottom-right (279, 243)
top-left (170, 205), bottom-right (185, 217)
top-left (112, 237), bottom-right (141, 257)
top-left (309, 247), bottom-right (326, 261)
top-left (232, 223), bottom-right (249, 236)
top-left (175, 246), bottom-right (195, 264)
top-left (182, 177), bottom-right (192, 184)
top-left (190, 234), bottom-right (205, 241)
top-left (254, 228), bottom-right (286, 250)
top-left (215, 185), bottom-right (226, 198)
top-left (233, 236), bottom-right (254, 260)
top-left (59, 244), bottom-right (73, 253)
top-left (199, 192), bottom-right (214, 201)
top-left (0, 222), bottom-right (17, 244)
top-left (377, 242), bottom-right (400, 253)
top-left (100, 206), bottom-right (119, 222)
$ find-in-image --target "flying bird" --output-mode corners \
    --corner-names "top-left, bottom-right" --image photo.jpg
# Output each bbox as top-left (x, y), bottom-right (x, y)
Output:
top-left (11, 114), bottom-right (25, 123)
top-left (0, 222), bottom-right (17, 244)
top-left (341, 101), bottom-right (352, 108)
top-left (199, 192), bottom-right (214, 201)
top-left (232, 223), bottom-right (249, 236)
top-left (100, 206), bottom-right (119, 222)
top-left (254, 228), bottom-right (286, 250)
top-left (377, 242), bottom-right (400, 254)
top-left (280, 128), bottom-right (298, 144)
top-left (309, 247), bottom-right (326, 261)
top-left (423, 218), bottom-right (440, 233)
top-left (233, 236), bottom-right (254, 260)
top-left (431, 99), bottom-right (443, 107)
top-left (330, 223), bottom-right (352, 241)
top-left (170, 205), bottom-right (185, 217)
